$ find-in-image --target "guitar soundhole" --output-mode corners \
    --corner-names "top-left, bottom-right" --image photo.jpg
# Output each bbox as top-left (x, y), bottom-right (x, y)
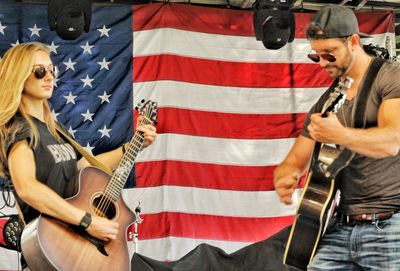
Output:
top-left (91, 194), bottom-right (117, 220)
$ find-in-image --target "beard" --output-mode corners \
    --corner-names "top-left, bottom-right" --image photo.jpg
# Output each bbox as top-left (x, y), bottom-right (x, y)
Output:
top-left (324, 49), bottom-right (353, 79)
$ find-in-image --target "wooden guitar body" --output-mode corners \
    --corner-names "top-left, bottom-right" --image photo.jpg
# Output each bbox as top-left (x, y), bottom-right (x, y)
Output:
top-left (21, 100), bottom-right (158, 271)
top-left (21, 167), bottom-right (135, 271)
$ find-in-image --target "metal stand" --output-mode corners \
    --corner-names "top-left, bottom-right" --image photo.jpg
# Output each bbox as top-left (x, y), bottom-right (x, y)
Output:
top-left (131, 200), bottom-right (143, 254)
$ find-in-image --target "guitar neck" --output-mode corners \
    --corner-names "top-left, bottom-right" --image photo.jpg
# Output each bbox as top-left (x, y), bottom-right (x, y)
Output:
top-left (104, 118), bottom-right (151, 200)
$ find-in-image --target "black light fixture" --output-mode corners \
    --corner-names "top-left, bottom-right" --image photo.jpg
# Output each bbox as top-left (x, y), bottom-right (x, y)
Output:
top-left (48, 0), bottom-right (92, 40)
top-left (253, 0), bottom-right (295, 50)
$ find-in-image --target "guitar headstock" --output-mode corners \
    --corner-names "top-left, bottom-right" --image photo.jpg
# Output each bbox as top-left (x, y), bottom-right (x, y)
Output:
top-left (321, 76), bottom-right (354, 115)
top-left (135, 99), bottom-right (158, 125)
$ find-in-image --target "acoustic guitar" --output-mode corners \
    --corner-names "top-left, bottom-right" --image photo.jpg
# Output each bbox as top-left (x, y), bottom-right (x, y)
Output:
top-left (283, 78), bottom-right (353, 270)
top-left (21, 100), bottom-right (158, 271)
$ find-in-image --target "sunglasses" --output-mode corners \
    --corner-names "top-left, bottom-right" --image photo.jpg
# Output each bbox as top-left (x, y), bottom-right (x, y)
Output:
top-left (32, 65), bottom-right (59, 79)
top-left (307, 36), bottom-right (351, 63)
top-left (307, 53), bottom-right (336, 63)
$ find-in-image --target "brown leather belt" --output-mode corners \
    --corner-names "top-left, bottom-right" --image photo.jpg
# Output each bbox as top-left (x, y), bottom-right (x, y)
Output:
top-left (339, 211), bottom-right (395, 224)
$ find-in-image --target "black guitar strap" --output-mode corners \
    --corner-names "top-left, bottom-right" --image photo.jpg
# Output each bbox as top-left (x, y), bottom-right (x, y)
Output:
top-left (325, 57), bottom-right (386, 178)
top-left (353, 57), bottom-right (386, 128)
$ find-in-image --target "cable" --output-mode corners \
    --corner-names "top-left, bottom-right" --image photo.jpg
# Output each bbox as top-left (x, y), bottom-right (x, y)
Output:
top-left (0, 177), bottom-right (16, 211)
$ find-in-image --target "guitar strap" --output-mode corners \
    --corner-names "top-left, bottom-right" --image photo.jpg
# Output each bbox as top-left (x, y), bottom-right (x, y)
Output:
top-left (352, 57), bottom-right (386, 128)
top-left (55, 125), bottom-right (113, 176)
top-left (325, 57), bottom-right (386, 178)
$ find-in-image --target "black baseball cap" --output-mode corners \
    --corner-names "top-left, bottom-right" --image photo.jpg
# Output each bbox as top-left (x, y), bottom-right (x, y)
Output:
top-left (307, 5), bottom-right (371, 39)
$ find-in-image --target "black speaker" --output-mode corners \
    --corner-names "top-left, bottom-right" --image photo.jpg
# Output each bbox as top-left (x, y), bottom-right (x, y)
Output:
top-left (1, 215), bottom-right (22, 252)
top-left (48, 0), bottom-right (91, 40)
top-left (253, 9), bottom-right (295, 50)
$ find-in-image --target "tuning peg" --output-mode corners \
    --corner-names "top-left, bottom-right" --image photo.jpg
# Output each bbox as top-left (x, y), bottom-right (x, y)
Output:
top-left (135, 101), bottom-right (142, 110)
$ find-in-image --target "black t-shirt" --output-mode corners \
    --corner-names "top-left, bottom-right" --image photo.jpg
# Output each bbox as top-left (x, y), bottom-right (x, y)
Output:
top-left (301, 61), bottom-right (400, 215)
top-left (6, 116), bottom-right (81, 223)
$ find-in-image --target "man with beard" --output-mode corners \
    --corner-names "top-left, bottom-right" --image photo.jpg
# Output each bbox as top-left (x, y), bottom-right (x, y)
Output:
top-left (273, 5), bottom-right (400, 270)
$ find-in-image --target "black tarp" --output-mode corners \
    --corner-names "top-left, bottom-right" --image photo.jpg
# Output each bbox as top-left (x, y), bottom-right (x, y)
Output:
top-left (132, 226), bottom-right (299, 271)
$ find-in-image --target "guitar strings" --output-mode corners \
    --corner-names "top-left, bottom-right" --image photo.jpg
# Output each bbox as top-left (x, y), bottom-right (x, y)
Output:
top-left (95, 105), bottom-right (153, 218)
top-left (96, 118), bottom-right (146, 217)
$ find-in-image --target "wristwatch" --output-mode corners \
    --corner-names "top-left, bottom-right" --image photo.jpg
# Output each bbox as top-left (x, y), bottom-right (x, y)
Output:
top-left (80, 212), bottom-right (92, 230)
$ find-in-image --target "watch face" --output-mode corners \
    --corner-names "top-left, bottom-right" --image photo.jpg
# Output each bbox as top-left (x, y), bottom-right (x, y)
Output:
top-left (80, 213), bottom-right (92, 229)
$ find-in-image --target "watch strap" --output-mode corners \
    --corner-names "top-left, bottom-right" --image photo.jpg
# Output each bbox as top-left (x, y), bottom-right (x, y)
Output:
top-left (80, 212), bottom-right (92, 230)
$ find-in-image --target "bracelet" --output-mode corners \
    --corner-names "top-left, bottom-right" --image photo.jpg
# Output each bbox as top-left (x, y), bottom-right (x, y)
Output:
top-left (79, 212), bottom-right (92, 230)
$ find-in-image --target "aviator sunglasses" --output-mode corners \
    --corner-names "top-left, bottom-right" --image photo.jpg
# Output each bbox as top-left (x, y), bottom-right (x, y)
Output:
top-left (307, 36), bottom-right (351, 63)
top-left (307, 53), bottom-right (336, 63)
top-left (32, 65), bottom-right (59, 79)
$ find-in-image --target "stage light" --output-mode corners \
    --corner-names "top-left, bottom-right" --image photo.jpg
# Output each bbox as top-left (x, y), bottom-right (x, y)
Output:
top-left (48, 0), bottom-right (92, 40)
top-left (253, 0), bottom-right (295, 50)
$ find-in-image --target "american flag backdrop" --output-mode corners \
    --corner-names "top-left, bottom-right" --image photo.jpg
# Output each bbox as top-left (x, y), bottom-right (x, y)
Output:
top-left (0, 2), bottom-right (396, 270)
top-left (129, 3), bottom-right (395, 262)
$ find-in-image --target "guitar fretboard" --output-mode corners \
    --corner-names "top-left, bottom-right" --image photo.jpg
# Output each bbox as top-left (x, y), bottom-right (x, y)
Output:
top-left (104, 116), bottom-right (153, 201)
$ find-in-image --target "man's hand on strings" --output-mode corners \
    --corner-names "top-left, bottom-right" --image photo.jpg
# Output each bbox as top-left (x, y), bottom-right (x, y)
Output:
top-left (307, 112), bottom-right (347, 144)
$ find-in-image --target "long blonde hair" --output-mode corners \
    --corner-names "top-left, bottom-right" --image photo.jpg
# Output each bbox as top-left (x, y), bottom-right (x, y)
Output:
top-left (0, 42), bottom-right (60, 177)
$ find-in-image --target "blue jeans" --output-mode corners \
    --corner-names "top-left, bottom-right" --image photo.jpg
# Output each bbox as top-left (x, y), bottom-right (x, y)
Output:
top-left (307, 212), bottom-right (400, 270)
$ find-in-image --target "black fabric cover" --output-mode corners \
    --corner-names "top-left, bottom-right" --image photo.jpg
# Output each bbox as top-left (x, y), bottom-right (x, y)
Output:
top-left (131, 226), bottom-right (298, 271)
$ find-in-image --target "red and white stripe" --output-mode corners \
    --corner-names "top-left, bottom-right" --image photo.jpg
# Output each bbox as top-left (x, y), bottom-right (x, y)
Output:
top-left (130, 3), bottom-right (395, 261)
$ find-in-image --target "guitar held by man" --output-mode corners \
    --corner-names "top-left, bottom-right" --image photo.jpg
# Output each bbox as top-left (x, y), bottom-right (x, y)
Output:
top-left (283, 78), bottom-right (353, 270)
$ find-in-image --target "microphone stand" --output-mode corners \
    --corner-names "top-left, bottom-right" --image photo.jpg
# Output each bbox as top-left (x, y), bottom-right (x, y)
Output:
top-left (132, 200), bottom-right (143, 254)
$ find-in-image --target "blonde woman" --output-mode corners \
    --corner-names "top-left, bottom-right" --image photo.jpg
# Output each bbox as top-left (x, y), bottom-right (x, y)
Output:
top-left (0, 42), bottom-right (156, 268)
